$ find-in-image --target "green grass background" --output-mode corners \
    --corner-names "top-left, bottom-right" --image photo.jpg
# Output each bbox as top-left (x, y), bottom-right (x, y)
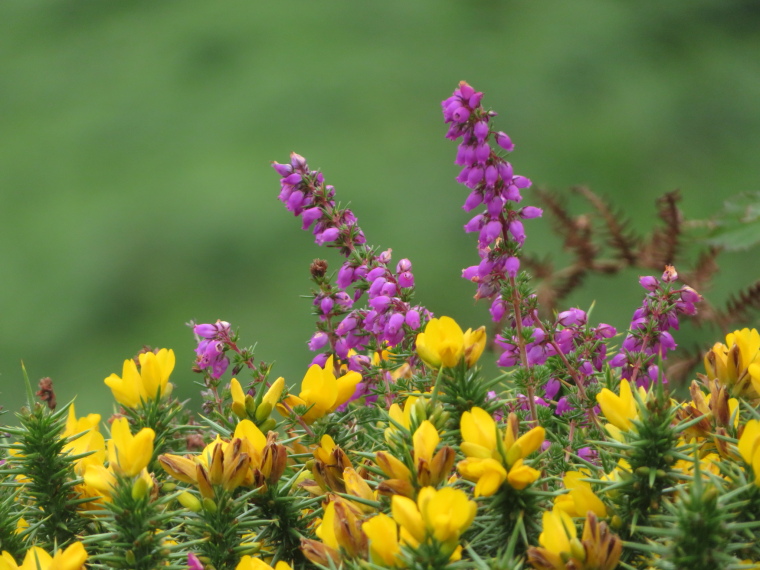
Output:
top-left (1, 1), bottom-right (759, 419)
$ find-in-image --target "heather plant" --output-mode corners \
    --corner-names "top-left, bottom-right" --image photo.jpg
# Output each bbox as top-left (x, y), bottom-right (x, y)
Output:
top-left (1, 82), bottom-right (760, 570)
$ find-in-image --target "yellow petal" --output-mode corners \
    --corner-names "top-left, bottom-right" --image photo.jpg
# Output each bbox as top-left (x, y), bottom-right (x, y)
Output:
top-left (413, 420), bottom-right (439, 465)
top-left (362, 513), bottom-right (400, 567)
top-left (460, 407), bottom-right (497, 452)
top-left (392, 495), bottom-right (426, 544)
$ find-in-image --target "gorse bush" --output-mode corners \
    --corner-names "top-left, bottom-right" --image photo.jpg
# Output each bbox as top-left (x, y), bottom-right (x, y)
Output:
top-left (2, 82), bottom-right (760, 570)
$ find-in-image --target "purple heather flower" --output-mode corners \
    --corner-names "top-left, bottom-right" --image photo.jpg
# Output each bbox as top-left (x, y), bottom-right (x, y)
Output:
top-left (505, 256), bottom-right (520, 278)
top-left (187, 553), bottom-right (204, 570)
top-left (397, 271), bottom-right (414, 288)
top-left (520, 206), bottom-right (543, 219)
top-left (639, 275), bottom-right (658, 291)
top-left (495, 131), bottom-right (514, 151)
top-left (308, 331), bottom-right (330, 351)
top-left (544, 378), bottom-right (561, 400)
top-left (557, 308), bottom-right (587, 327)
top-left (555, 397), bottom-right (573, 416)
top-left (577, 447), bottom-right (598, 462)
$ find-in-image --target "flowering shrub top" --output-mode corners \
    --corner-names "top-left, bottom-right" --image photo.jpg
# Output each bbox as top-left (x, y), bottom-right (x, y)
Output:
top-left (1, 82), bottom-right (759, 570)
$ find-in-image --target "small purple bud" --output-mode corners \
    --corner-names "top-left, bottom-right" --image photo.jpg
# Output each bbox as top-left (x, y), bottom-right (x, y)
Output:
top-left (369, 295), bottom-right (391, 313)
top-left (505, 256), bottom-right (520, 278)
top-left (334, 291), bottom-right (353, 309)
top-left (508, 219), bottom-right (525, 245)
top-left (459, 82), bottom-right (475, 99)
top-left (354, 265), bottom-right (368, 280)
top-left (555, 397), bottom-right (573, 416)
top-left (544, 378), bottom-right (561, 400)
top-left (486, 196), bottom-right (504, 218)
top-left (378, 249), bottom-right (393, 264)
top-left (498, 161), bottom-right (514, 181)
top-left (462, 267), bottom-right (479, 283)
top-left (639, 276), bottom-right (659, 291)
top-left (474, 142), bottom-right (490, 163)
top-left (452, 106), bottom-right (471, 123)
top-left (495, 131), bottom-right (514, 151)
top-left (473, 120), bottom-right (489, 142)
top-left (405, 309), bottom-right (421, 329)
top-left (334, 338), bottom-right (349, 359)
top-left (380, 282), bottom-right (398, 296)
top-left (464, 214), bottom-right (484, 233)
top-left (480, 220), bottom-right (502, 245)
top-left (468, 91), bottom-right (484, 107)
top-left (301, 207), bottom-right (322, 230)
top-left (680, 286), bottom-right (700, 304)
top-left (315, 227), bottom-right (340, 245)
top-left (503, 184), bottom-right (522, 203)
top-left (367, 267), bottom-right (387, 282)
top-left (320, 297), bottom-right (334, 316)
top-left (337, 264), bottom-right (355, 289)
top-left (659, 331), bottom-right (677, 352)
top-left (397, 271), bottom-right (414, 288)
top-left (513, 175), bottom-right (531, 189)
top-left (456, 166), bottom-right (471, 185)
top-left (490, 297), bottom-right (506, 321)
top-left (478, 258), bottom-right (495, 277)
top-left (463, 190), bottom-right (483, 211)
top-left (520, 206), bottom-right (543, 219)
top-left (308, 332), bottom-right (330, 351)
top-left (211, 357), bottom-right (229, 379)
top-left (386, 312), bottom-right (405, 335)
top-left (484, 165), bottom-right (499, 188)
top-left (577, 447), bottom-right (597, 462)
top-left (595, 323), bottom-right (617, 338)
top-left (369, 278), bottom-right (387, 297)
top-left (609, 353), bottom-right (628, 368)
top-left (467, 166), bottom-right (484, 187)
top-left (311, 353), bottom-right (329, 367)
top-left (396, 258), bottom-right (412, 273)
top-left (188, 553), bottom-right (204, 570)
top-left (282, 173), bottom-right (302, 186)
top-left (557, 308), bottom-right (587, 327)
top-left (193, 324), bottom-right (217, 339)
top-left (272, 162), bottom-right (293, 177)
top-left (336, 316), bottom-right (358, 336)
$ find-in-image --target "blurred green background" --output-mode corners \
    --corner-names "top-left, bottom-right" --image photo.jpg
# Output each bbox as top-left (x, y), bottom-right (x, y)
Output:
top-left (2, 1), bottom-right (759, 420)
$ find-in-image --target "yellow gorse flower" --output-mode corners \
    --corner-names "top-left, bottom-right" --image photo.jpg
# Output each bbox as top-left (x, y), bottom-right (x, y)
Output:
top-left (363, 512), bottom-right (403, 567)
top-left (278, 356), bottom-right (361, 424)
top-left (108, 417), bottom-right (155, 477)
top-left (704, 328), bottom-right (760, 399)
top-left (528, 510), bottom-right (621, 570)
top-left (416, 317), bottom-right (486, 369)
top-left (554, 471), bottom-right (607, 518)
top-left (457, 407), bottom-right (544, 496)
top-left (0, 542), bottom-right (88, 570)
top-left (235, 556), bottom-right (292, 570)
top-left (159, 419), bottom-right (286, 498)
top-left (596, 379), bottom-right (646, 440)
top-left (104, 348), bottom-right (175, 408)
top-left (62, 404), bottom-right (106, 476)
top-left (391, 486), bottom-right (476, 558)
top-left (739, 419), bottom-right (760, 487)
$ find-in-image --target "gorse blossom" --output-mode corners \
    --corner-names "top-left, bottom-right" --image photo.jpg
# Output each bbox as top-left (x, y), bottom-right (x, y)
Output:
top-left (457, 407), bottom-right (544, 496)
top-left (704, 328), bottom-right (760, 399)
top-left (277, 355), bottom-right (361, 424)
top-left (0, 543), bottom-right (87, 570)
top-left (104, 348), bottom-right (175, 408)
top-left (415, 316), bottom-right (486, 369)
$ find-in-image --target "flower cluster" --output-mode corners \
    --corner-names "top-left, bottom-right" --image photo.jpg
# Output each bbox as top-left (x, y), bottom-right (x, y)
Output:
top-left (2, 82), bottom-right (760, 570)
